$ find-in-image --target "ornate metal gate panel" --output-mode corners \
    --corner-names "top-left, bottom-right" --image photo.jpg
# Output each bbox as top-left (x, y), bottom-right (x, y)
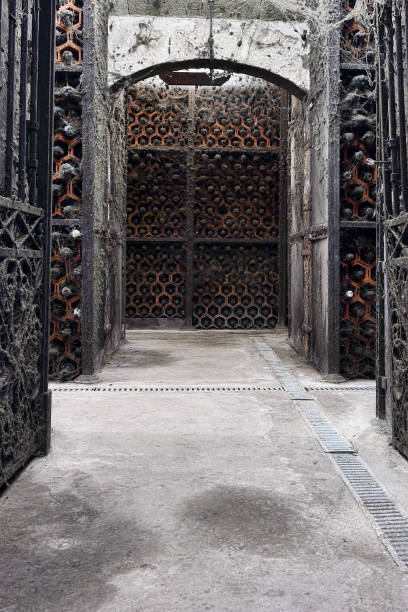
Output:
top-left (0, 0), bottom-right (55, 483)
top-left (377, 0), bottom-right (408, 456)
top-left (126, 78), bottom-right (285, 329)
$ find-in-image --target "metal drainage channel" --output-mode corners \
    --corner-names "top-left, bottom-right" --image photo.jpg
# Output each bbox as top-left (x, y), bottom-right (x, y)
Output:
top-left (50, 384), bottom-right (375, 394)
top-left (254, 336), bottom-right (408, 571)
top-left (50, 384), bottom-right (285, 393)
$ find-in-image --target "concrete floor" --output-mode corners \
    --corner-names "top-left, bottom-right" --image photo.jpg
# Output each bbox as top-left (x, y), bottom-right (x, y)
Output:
top-left (2, 331), bottom-right (408, 611)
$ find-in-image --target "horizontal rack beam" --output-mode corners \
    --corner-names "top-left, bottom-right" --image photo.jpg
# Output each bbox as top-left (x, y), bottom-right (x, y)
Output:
top-left (384, 211), bottom-right (408, 228)
top-left (126, 237), bottom-right (279, 245)
top-left (128, 146), bottom-right (280, 154)
top-left (340, 63), bottom-right (376, 71)
top-left (0, 195), bottom-right (43, 217)
top-left (55, 64), bottom-right (82, 73)
top-left (340, 220), bottom-right (376, 229)
top-left (52, 218), bottom-right (82, 226)
top-left (0, 246), bottom-right (42, 259)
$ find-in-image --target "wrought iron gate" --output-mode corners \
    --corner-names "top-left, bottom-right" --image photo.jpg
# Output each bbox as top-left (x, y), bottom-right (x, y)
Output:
top-left (0, 0), bottom-right (55, 484)
top-left (376, 0), bottom-right (408, 456)
top-left (126, 79), bottom-right (287, 329)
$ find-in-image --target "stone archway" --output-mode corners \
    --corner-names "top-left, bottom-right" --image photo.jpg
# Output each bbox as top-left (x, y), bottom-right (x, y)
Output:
top-left (108, 15), bottom-right (310, 98)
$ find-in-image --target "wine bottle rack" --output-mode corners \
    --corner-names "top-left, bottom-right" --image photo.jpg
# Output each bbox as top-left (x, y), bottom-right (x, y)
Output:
top-left (341, 0), bottom-right (375, 64)
top-left (339, 0), bottom-right (376, 379)
top-left (192, 244), bottom-right (279, 329)
top-left (194, 151), bottom-right (279, 239)
top-left (126, 78), bottom-right (283, 330)
top-left (51, 1), bottom-right (84, 380)
top-left (55, 0), bottom-right (83, 66)
top-left (126, 243), bottom-right (186, 319)
top-left (195, 86), bottom-right (280, 148)
top-left (128, 86), bottom-right (189, 147)
top-left (127, 150), bottom-right (187, 238)
top-left (50, 225), bottom-right (82, 380)
top-left (340, 230), bottom-right (376, 378)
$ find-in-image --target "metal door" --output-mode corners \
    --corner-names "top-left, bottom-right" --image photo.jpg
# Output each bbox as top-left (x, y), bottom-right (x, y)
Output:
top-left (125, 79), bottom-right (288, 329)
top-left (0, 0), bottom-right (55, 484)
top-left (376, 0), bottom-right (408, 456)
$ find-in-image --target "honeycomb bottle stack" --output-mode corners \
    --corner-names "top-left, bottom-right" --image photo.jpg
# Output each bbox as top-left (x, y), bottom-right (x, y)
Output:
top-left (126, 76), bottom-right (282, 330)
top-left (339, 0), bottom-right (376, 378)
top-left (50, 0), bottom-right (83, 380)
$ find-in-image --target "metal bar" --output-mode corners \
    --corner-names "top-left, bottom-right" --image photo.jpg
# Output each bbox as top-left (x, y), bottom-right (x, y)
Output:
top-left (123, 88), bottom-right (130, 341)
top-left (386, 5), bottom-right (401, 216)
top-left (379, 6), bottom-right (394, 218)
top-left (128, 146), bottom-right (280, 154)
top-left (326, 0), bottom-right (342, 374)
top-left (37, 0), bottom-right (55, 452)
top-left (376, 2), bottom-right (387, 420)
top-left (28, 0), bottom-right (39, 205)
top-left (81, 0), bottom-right (96, 374)
top-left (0, 194), bottom-right (44, 216)
top-left (184, 88), bottom-right (195, 327)
top-left (5, 0), bottom-right (17, 196)
top-left (340, 220), bottom-right (377, 228)
top-left (18, 0), bottom-right (29, 201)
top-left (126, 237), bottom-right (279, 245)
top-left (52, 218), bottom-right (83, 226)
top-left (393, 2), bottom-right (408, 211)
top-left (127, 236), bottom-right (188, 243)
top-left (384, 211), bottom-right (408, 227)
top-left (278, 91), bottom-right (289, 327)
top-left (0, 247), bottom-right (42, 258)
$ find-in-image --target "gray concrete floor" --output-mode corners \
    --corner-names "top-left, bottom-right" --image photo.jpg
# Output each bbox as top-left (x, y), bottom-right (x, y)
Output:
top-left (2, 331), bottom-right (408, 611)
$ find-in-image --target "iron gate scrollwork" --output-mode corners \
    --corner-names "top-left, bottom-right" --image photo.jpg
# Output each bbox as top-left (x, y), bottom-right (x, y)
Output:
top-left (0, 0), bottom-right (55, 484)
top-left (376, 0), bottom-right (408, 456)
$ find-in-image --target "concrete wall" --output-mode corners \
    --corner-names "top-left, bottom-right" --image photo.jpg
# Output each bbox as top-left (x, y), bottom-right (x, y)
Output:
top-left (288, 97), bottom-right (306, 354)
top-left (105, 89), bottom-right (128, 355)
top-left (108, 15), bottom-right (310, 97)
top-left (81, 0), bottom-right (114, 377)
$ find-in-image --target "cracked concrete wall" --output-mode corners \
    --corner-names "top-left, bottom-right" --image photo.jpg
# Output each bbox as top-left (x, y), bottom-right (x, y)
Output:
top-left (82, 0), bottom-right (113, 376)
top-left (288, 97), bottom-right (306, 355)
top-left (105, 89), bottom-right (128, 356)
top-left (108, 16), bottom-right (310, 96)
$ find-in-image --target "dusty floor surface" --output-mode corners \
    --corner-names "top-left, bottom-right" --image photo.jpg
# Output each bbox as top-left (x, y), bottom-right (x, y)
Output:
top-left (2, 331), bottom-right (408, 611)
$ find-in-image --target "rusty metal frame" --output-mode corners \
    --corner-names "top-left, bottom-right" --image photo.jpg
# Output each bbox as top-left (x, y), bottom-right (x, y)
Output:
top-left (327, 0), bottom-right (342, 375)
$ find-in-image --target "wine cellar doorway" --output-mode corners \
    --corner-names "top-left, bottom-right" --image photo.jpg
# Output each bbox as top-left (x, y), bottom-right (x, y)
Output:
top-left (125, 75), bottom-right (288, 330)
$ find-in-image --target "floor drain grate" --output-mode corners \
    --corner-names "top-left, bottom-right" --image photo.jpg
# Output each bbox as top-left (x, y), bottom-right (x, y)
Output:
top-left (50, 384), bottom-right (285, 393)
top-left (254, 335), bottom-right (408, 571)
top-left (305, 386), bottom-right (375, 392)
top-left (295, 400), bottom-right (355, 454)
top-left (333, 455), bottom-right (408, 570)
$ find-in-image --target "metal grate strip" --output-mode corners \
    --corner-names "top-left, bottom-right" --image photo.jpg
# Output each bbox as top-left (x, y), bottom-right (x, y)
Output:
top-left (50, 384), bottom-right (285, 393)
top-left (305, 385), bottom-right (375, 391)
top-left (333, 455), bottom-right (408, 571)
top-left (254, 335), bottom-right (408, 571)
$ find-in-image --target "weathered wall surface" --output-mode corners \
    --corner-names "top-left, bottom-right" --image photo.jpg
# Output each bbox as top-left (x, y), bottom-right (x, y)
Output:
top-left (108, 16), bottom-right (310, 96)
top-left (110, 0), bottom-right (306, 20)
top-left (81, 0), bottom-right (113, 376)
top-left (105, 89), bottom-right (127, 355)
top-left (288, 97), bottom-right (306, 354)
